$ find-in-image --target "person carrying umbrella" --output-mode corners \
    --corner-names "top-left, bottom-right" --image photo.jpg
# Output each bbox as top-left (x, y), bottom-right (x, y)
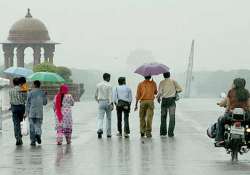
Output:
top-left (134, 63), bottom-right (169, 138)
top-left (19, 77), bottom-right (29, 92)
top-left (157, 72), bottom-right (182, 137)
top-left (134, 76), bottom-right (157, 138)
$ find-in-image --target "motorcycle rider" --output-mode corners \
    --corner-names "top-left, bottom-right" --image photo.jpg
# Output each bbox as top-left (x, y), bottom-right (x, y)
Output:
top-left (215, 78), bottom-right (250, 146)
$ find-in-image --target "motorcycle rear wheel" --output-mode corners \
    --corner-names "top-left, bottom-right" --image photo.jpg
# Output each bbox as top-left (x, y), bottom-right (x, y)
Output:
top-left (231, 150), bottom-right (238, 161)
top-left (231, 139), bottom-right (240, 161)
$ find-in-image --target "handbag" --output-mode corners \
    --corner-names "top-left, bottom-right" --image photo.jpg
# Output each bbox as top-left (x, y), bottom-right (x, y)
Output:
top-left (117, 99), bottom-right (130, 109)
top-left (171, 80), bottom-right (180, 101)
top-left (116, 88), bottom-right (130, 110)
top-left (174, 92), bottom-right (180, 101)
top-left (108, 103), bottom-right (114, 111)
top-left (21, 118), bottom-right (29, 136)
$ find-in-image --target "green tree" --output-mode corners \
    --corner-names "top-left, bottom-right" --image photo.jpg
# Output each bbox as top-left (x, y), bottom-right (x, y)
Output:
top-left (56, 66), bottom-right (72, 83)
top-left (33, 62), bottom-right (57, 73)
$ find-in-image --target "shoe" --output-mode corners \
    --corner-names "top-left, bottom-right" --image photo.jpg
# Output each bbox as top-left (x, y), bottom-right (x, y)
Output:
top-left (107, 135), bottom-right (112, 138)
top-left (98, 133), bottom-right (102, 139)
top-left (124, 133), bottom-right (129, 138)
top-left (16, 139), bottom-right (23, 146)
top-left (215, 140), bottom-right (225, 147)
top-left (116, 132), bottom-right (122, 137)
top-left (66, 137), bottom-right (72, 144)
top-left (168, 133), bottom-right (174, 137)
top-left (97, 130), bottom-right (103, 139)
top-left (57, 142), bottom-right (62, 145)
top-left (36, 135), bottom-right (41, 144)
top-left (160, 133), bottom-right (167, 137)
top-left (30, 142), bottom-right (36, 146)
top-left (146, 133), bottom-right (152, 138)
top-left (141, 133), bottom-right (145, 137)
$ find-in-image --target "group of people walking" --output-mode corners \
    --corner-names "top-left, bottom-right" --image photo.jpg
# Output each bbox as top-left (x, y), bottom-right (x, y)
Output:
top-left (94, 72), bottom-right (182, 139)
top-left (9, 71), bottom-right (182, 146)
top-left (9, 77), bottom-right (74, 146)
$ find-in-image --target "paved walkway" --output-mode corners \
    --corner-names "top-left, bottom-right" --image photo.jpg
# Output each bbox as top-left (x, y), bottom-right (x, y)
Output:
top-left (0, 99), bottom-right (250, 175)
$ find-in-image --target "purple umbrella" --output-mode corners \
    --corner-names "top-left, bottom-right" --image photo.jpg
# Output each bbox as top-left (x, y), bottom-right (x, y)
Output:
top-left (134, 62), bottom-right (170, 76)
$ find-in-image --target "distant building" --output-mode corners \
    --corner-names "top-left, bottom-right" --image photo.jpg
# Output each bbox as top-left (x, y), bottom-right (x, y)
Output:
top-left (1, 9), bottom-right (59, 69)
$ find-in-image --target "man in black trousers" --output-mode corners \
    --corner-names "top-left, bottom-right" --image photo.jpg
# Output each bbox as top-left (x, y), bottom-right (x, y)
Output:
top-left (9, 78), bottom-right (26, 145)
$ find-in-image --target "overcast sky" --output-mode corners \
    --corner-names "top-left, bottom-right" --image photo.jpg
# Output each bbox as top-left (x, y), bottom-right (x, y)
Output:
top-left (0, 0), bottom-right (250, 73)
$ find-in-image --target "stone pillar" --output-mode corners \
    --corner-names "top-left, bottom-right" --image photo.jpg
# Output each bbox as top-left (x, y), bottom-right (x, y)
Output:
top-left (9, 51), bottom-right (14, 67)
top-left (33, 46), bottom-right (41, 66)
top-left (4, 51), bottom-right (10, 69)
top-left (44, 46), bottom-right (49, 62)
top-left (44, 45), bottom-right (55, 64)
top-left (49, 52), bottom-right (54, 64)
top-left (16, 46), bottom-right (25, 67)
top-left (3, 44), bottom-right (14, 69)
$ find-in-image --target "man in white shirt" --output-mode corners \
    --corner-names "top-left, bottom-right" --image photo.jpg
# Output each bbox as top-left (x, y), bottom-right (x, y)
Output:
top-left (95, 73), bottom-right (113, 138)
top-left (157, 72), bottom-right (182, 137)
top-left (113, 77), bottom-right (132, 138)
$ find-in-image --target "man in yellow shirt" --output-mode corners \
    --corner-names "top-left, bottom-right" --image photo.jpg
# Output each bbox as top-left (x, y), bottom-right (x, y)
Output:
top-left (157, 72), bottom-right (182, 137)
top-left (135, 76), bottom-right (157, 138)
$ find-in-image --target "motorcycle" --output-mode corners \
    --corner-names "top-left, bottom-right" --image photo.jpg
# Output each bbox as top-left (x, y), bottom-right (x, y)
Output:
top-left (215, 108), bottom-right (250, 161)
top-left (207, 93), bottom-right (250, 161)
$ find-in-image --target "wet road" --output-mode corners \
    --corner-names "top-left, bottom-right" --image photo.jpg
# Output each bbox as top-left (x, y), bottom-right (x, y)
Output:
top-left (0, 99), bottom-right (250, 175)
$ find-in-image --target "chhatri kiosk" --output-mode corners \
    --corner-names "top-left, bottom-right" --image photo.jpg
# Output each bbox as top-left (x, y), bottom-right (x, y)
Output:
top-left (1, 9), bottom-right (59, 69)
top-left (0, 9), bottom-right (84, 101)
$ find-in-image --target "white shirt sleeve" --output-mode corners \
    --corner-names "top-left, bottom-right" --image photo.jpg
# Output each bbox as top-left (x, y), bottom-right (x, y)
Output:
top-left (108, 85), bottom-right (113, 104)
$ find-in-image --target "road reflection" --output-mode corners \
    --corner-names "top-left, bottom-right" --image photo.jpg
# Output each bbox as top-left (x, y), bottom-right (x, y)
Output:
top-left (13, 146), bottom-right (43, 175)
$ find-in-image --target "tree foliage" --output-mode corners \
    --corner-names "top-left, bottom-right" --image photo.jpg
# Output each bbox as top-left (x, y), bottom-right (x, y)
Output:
top-left (56, 66), bottom-right (72, 83)
top-left (33, 62), bottom-right (73, 83)
top-left (33, 62), bottom-right (57, 73)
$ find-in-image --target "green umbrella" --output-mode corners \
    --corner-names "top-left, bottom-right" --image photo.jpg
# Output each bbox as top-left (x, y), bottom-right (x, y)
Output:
top-left (27, 72), bottom-right (65, 83)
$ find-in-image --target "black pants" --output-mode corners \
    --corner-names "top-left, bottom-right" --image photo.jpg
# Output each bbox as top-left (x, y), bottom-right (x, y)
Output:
top-left (116, 106), bottom-right (130, 134)
top-left (11, 105), bottom-right (25, 140)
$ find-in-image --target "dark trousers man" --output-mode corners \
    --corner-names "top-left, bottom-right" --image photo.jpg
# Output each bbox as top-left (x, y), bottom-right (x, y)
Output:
top-left (215, 113), bottom-right (231, 142)
top-left (116, 106), bottom-right (130, 135)
top-left (160, 98), bottom-right (176, 137)
top-left (11, 105), bottom-right (25, 144)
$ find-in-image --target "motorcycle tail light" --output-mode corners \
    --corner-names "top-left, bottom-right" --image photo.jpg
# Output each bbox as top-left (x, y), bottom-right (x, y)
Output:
top-left (235, 122), bottom-right (241, 127)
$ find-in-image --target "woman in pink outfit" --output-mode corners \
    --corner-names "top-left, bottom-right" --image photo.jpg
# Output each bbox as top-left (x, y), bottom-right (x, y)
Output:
top-left (54, 84), bottom-right (74, 145)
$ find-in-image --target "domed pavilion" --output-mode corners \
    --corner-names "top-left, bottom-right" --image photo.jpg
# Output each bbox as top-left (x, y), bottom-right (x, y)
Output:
top-left (1, 9), bottom-right (59, 69)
